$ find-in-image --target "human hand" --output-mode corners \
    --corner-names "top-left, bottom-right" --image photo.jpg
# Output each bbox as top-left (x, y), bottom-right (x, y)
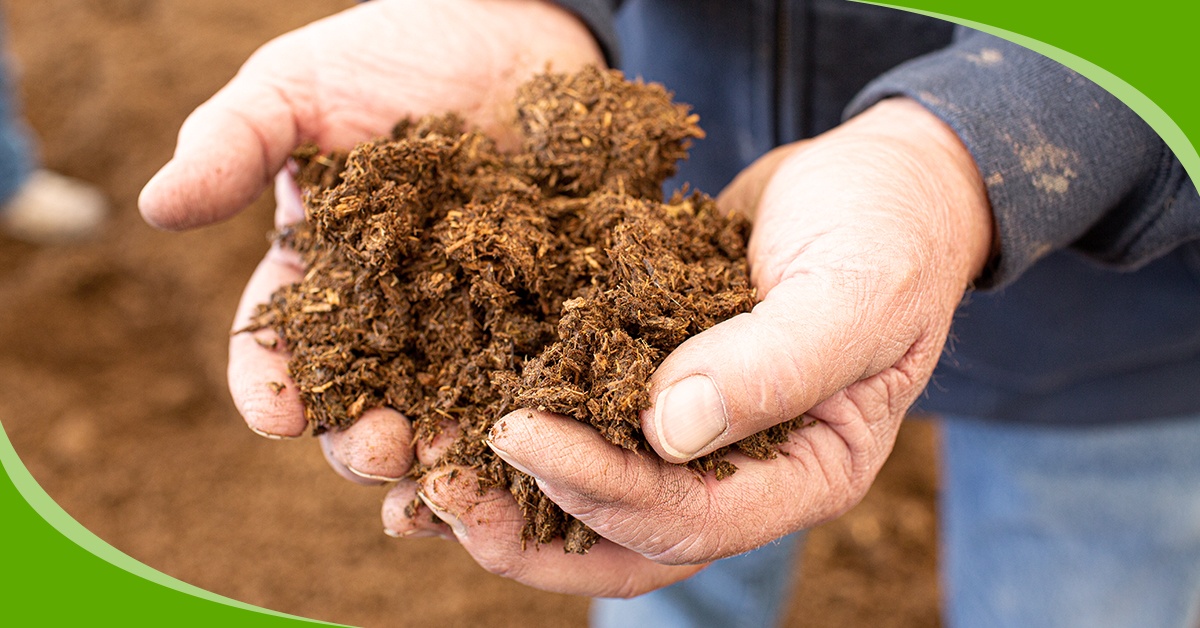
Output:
top-left (138, 0), bottom-right (601, 478)
top-left (399, 97), bottom-right (993, 595)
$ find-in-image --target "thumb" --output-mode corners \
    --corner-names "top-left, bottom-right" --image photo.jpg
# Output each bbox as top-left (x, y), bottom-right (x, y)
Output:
top-left (139, 49), bottom-right (307, 230)
top-left (641, 276), bottom-right (912, 463)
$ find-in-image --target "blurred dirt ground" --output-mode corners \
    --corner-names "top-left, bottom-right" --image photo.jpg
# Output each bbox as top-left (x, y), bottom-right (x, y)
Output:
top-left (0, 1), bottom-right (941, 625)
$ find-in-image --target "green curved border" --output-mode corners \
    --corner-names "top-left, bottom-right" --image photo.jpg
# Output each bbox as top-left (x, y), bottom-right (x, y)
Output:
top-left (2, 1), bottom-right (1197, 624)
top-left (860, 0), bottom-right (1199, 178)
top-left (0, 424), bottom-right (334, 626)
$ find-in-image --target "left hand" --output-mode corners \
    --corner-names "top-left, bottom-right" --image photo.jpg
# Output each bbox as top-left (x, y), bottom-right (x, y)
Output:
top-left (398, 97), bottom-right (994, 596)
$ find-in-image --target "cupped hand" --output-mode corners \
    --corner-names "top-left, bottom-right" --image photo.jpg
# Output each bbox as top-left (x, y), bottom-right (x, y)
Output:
top-left (145, 0), bottom-right (602, 476)
top-left (403, 97), bottom-right (994, 593)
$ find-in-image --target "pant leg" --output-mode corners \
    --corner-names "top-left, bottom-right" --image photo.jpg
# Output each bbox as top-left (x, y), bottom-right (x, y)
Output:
top-left (940, 416), bottom-right (1200, 628)
top-left (590, 531), bottom-right (804, 628)
top-left (0, 17), bottom-right (35, 204)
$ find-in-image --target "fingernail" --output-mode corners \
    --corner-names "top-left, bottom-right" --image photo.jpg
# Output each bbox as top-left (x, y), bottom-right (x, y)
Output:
top-left (417, 492), bottom-right (467, 539)
top-left (345, 464), bottom-right (403, 483)
top-left (486, 440), bottom-right (537, 478)
top-left (654, 374), bottom-right (728, 460)
top-left (248, 425), bottom-right (300, 440)
top-left (384, 527), bottom-right (440, 539)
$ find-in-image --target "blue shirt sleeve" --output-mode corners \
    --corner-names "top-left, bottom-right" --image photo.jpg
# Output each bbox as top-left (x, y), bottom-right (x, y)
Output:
top-left (846, 28), bottom-right (1200, 288)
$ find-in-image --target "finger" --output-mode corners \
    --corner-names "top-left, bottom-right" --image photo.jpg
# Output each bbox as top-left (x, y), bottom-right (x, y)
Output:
top-left (135, 14), bottom-right (338, 232)
top-left (139, 79), bottom-right (297, 230)
top-left (382, 480), bottom-right (453, 540)
top-left (415, 419), bottom-right (461, 467)
top-left (321, 408), bottom-right (414, 483)
top-left (228, 244), bottom-right (307, 438)
top-left (487, 408), bottom-right (860, 565)
top-left (382, 419), bottom-right (460, 537)
top-left (418, 465), bottom-right (704, 597)
top-left (319, 433), bottom-right (375, 485)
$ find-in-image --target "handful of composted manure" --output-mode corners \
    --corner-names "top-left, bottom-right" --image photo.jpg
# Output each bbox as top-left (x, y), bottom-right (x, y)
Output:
top-left (246, 67), bottom-right (806, 553)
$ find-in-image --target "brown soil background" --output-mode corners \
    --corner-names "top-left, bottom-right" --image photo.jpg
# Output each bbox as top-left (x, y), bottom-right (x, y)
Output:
top-left (0, 1), bottom-right (941, 626)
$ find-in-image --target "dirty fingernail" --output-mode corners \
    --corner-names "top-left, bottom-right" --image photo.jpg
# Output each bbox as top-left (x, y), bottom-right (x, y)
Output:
top-left (654, 374), bottom-right (728, 460)
top-left (418, 492), bottom-right (467, 539)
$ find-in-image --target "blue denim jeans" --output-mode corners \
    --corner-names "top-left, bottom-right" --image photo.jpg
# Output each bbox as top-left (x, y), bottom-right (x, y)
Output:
top-left (0, 21), bottom-right (35, 204)
top-left (940, 416), bottom-right (1200, 628)
top-left (592, 416), bottom-right (1200, 627)
top-left (590, 531), bottom-right (804, 628)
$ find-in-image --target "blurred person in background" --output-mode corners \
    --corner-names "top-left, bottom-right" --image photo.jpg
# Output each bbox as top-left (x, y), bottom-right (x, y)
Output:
top-left (0, 19), bottom-right (105, 243)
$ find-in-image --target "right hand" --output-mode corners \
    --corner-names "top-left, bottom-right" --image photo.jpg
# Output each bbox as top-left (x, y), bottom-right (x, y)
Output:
top-left (137, 0), bottom-right (601, 507)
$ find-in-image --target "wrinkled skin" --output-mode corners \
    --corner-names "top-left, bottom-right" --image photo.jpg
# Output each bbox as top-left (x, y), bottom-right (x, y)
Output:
top-left (140, 0), bottom-right (993, 599)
